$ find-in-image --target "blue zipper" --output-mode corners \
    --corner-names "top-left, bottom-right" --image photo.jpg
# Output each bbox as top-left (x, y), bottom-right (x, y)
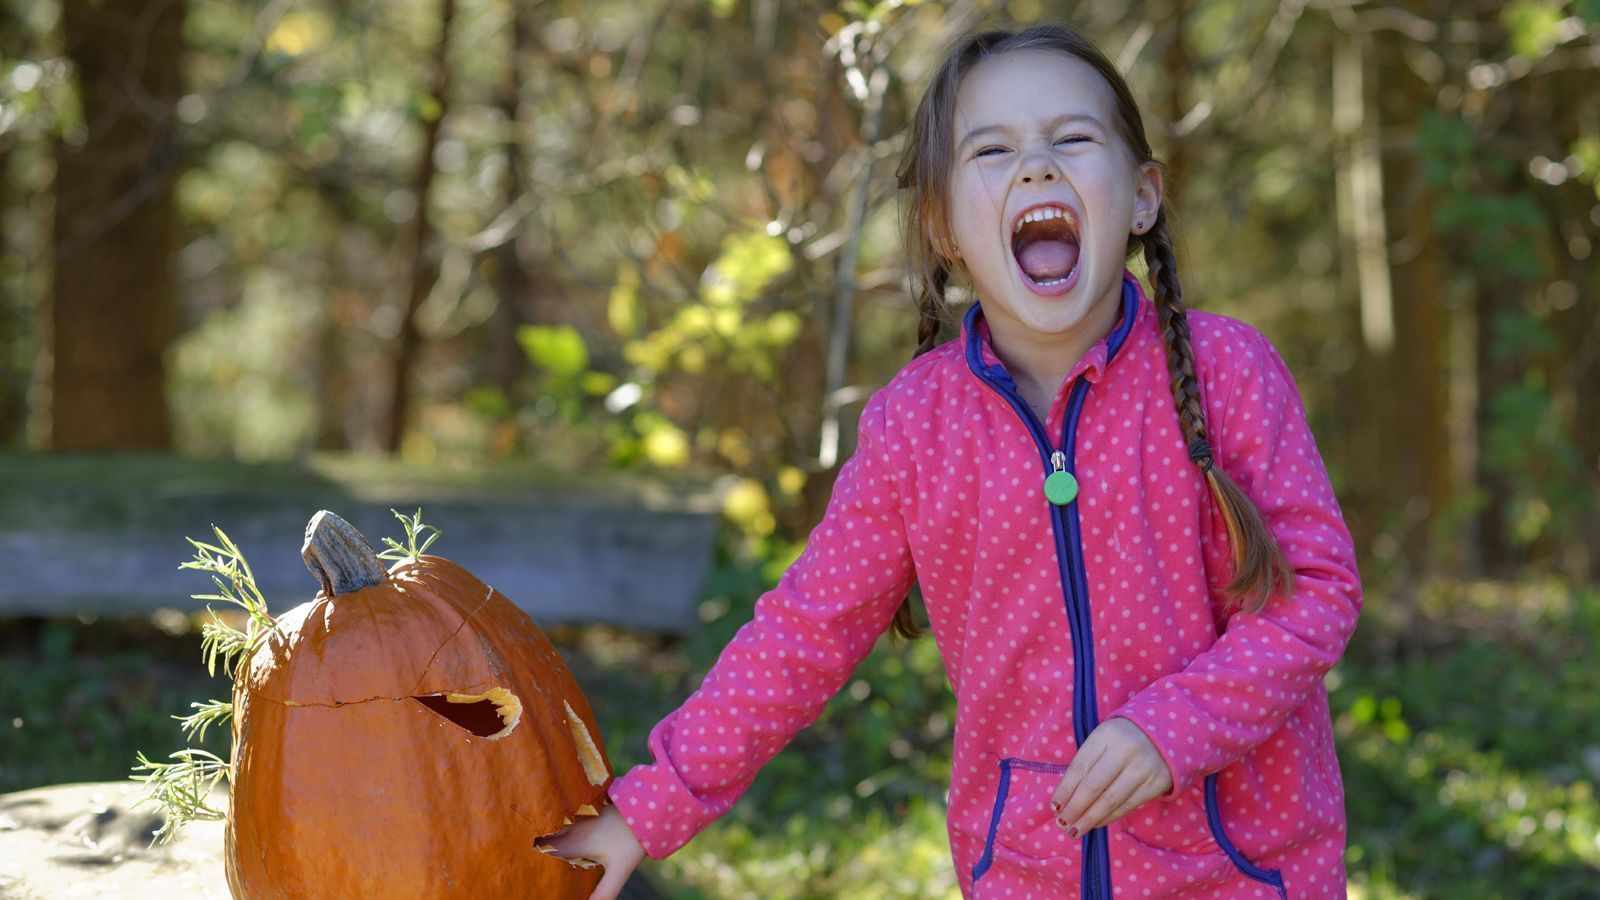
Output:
top-left (962, 276), bottom-right (1139, 899)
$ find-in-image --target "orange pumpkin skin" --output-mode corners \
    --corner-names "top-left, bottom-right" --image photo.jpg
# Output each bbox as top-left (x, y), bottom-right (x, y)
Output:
top-left (225, 553), bottom-right (610, 899)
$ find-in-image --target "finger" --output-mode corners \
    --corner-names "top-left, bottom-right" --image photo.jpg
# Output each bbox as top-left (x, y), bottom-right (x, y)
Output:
top-left (1063, 764), bottom-right (1145, 835)
top-left (1051, 734), bottom-right (1109, 812)
top-left (1097, 781), bottom-right (1158, 831)
top-left (589, 859), bottom-right (632, 900)
top-left (534, 827), bottom-right (581, 859)
top-left (1054, 752), bottom-right (1118, 827)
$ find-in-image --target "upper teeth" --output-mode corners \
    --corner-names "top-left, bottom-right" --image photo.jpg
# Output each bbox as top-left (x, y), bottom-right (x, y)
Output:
top-left (1015, 206), bottom-right (1073, 233)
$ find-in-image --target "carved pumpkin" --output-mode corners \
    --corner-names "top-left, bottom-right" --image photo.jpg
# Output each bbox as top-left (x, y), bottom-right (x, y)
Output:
top-left (224, 511), bottom-right (610, 898)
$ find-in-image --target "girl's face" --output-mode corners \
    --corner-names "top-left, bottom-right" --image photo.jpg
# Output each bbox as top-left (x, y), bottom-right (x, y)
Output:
top-left (945, 49), bottom-right (1162, 344)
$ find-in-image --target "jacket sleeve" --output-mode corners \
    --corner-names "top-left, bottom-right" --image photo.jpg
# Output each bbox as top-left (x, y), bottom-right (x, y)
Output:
top-left (1104, 330), bottom-right (1363, 799)
top-left (605, 390), bottom-right (917, 859)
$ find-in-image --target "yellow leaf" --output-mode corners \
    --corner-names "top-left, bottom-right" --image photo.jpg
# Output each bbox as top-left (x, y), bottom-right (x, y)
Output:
top-left (608, 266), bottom-right (641, 336)
top-left (777, 466), bottom-right (807, 498)
top-left (265, 12), bottom-right (334, 56)
top-left (642, 425), bottom-right (690, 468)
top-left (723, 478), bottom-right (774, 537)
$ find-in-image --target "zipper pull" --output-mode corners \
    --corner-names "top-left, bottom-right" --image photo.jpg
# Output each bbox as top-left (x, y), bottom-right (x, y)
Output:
top-left (1044, 451), bottom-right (1078, 506)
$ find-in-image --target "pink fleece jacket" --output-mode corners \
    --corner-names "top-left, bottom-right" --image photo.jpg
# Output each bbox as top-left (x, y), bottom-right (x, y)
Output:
top-left (607, 270), bottom-right (1363, 898)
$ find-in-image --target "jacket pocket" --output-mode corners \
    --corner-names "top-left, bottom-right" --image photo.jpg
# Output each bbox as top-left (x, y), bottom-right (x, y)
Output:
top-left (970, 757), bottom-right (1071, 886)
top-left (1203, 772), bottom-right (1288, 898)
top-left (1117, 768), bottom-right (1289, 898)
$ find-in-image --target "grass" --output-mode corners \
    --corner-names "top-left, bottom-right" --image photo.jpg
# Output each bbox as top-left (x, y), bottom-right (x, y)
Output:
top-left (3, 572), bottom-right (1598, 896)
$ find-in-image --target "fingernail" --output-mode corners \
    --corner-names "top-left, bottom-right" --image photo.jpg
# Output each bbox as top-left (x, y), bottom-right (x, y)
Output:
top-left (1068, 826), bottom-right (1079, 837)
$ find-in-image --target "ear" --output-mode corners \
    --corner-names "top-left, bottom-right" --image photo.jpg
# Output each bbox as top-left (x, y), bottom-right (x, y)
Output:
top-left (1131, 162), bottom-right (1163, 235)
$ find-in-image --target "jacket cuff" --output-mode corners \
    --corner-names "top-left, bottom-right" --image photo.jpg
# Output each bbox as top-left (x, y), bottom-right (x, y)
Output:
top-left (1103, 709), bottom-right (1193, 800)
top-left (605, 763), bottom-right (712, 861)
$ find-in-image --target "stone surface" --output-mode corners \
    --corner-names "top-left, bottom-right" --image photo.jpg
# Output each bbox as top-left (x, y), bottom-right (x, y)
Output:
top-left (0, 780), bottom-right (229, 899)
top-left (0, 453), bottom-right (719, 633)
top-left (0, 781), bottom-right (667, 899)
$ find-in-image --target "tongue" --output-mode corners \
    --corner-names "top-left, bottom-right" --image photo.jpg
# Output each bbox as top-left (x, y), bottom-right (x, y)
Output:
top-left (1018, 240), bottom-right (1079, 281)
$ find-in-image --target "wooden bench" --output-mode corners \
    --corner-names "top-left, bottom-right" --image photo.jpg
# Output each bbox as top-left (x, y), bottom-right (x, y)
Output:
top-left (0, 453), bottom-right (719, 634)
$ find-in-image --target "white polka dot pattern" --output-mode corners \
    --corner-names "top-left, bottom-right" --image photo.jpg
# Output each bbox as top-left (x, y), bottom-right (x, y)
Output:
top-left (606, 271), bottom-right (1362, 899)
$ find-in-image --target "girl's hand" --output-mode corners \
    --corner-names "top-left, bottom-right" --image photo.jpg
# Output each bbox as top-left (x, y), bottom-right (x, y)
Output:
top-left (1050, 718), bottom-right (1173, 836)
top-left (534, 803), bottom-right (646, 900)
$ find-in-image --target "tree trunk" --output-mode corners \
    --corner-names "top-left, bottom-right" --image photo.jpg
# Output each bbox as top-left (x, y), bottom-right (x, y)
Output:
top-left (0, 141), bottom-right (15, 447)
top-left (488, 0), bottom-right (532, 407)
top-left (1343, 20), bottom-right (1451, 580)
top-left (1379, 27), bottom-right (1449, 573)
top-left (48, 0), bottom-right (186, 450)
top-left (384, 0), bottom-right (456, 453)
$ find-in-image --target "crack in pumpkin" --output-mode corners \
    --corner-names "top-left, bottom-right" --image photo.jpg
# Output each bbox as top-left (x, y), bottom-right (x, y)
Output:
top-left (408, 584), bottom-right (496, 697)
top-left (249, 682), bottom-right (521, 739)
top-left (242, 584), bottom-right (499, 712)
top-left (249, 692), bottom-right (400, 709)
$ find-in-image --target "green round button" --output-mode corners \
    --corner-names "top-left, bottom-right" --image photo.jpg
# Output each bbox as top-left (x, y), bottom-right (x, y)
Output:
top-left (1044, 470), bottom-right (1079, 505)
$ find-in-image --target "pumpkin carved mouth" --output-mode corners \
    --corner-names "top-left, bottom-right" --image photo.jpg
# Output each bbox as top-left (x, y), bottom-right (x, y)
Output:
top-left (412, 687), bottom-right (523, 739)
top-left (530, 698), bottom-right (612, 868)
top-left (412, 689), bottom-right (610, 865)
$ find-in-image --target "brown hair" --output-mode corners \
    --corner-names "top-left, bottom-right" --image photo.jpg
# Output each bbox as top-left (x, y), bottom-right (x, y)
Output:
top-left (885, 23), bottom-right (1293, 641)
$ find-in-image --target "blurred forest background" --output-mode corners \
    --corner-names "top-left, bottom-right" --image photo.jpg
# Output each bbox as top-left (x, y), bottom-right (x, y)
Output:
top-left (2, 0), bottom-right (1599, 896)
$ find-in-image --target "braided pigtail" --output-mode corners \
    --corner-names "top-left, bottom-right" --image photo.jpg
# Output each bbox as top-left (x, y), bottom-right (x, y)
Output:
top-left (912, 264), bottom-right (952, 359)
top-left (1141, 208), bottom-right (1294, 615)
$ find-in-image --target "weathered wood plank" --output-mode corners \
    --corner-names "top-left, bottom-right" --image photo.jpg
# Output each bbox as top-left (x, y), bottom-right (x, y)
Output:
top-left (0, 453), bottom-right (718, 634)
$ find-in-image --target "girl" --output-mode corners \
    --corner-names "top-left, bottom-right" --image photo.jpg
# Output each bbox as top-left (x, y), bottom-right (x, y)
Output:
top-left (539, 22), bottom-right (1361, 899)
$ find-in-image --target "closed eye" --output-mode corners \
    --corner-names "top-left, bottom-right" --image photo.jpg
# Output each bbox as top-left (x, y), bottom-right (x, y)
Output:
top-left (974, 145), bottom-right (1010, 158)
top-left (1055, 134), bottom-right (1093, 146)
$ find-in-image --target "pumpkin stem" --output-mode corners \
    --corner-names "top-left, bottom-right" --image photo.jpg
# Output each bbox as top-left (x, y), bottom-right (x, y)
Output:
top-left (302, 510), bottom-right (389, 598)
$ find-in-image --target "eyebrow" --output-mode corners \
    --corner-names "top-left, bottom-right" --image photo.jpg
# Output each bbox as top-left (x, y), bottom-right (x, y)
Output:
top-left (957, 113), bottom-right (1107, 152)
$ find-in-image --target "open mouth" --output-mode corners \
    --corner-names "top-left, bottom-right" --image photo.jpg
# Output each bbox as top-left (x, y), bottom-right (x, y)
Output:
top-left (1011, 204), bottom-right (1081, 294)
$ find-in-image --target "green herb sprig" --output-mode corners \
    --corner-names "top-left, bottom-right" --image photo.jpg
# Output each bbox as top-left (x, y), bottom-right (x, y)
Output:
top-left (377, 508), bottom-right (442, 564)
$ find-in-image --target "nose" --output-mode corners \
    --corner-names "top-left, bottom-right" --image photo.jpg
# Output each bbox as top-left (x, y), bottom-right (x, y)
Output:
top-left (1018, 148), bottom-right (1059, 184)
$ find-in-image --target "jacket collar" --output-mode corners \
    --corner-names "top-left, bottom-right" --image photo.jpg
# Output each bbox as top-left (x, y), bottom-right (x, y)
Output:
top-left (961, 268), bottom-right (1147, 390)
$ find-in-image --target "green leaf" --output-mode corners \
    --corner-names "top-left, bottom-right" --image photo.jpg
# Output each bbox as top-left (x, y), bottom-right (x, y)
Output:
top-left (130, 748), bottom-right (230, 845)
top-left (1417, 109), bottom-right (1474, 187)
top-left (517, 325), bottom-right (589, 377)
top-left (1502, 0), bottom-right (1567, 59)
top-left (175, 699), bottom-right (233, 745)
top-left (608, 266), bottom-right (641, 337)
top-left (1567, 134), bottom-right (1600, 182)
top-left (376, 508), bottom-right (442, 564)
top-left (463, 385), bottom-right (512, 419)
top-left (701, 228), bottom-right (793, 307)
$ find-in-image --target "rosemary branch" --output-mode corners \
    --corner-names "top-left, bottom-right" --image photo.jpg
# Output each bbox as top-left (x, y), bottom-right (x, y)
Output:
top-left (377, 507), bottom-right (442, 564)
top-left (176, 698), bottom-right (234, 745)
top-left (131, 748), bottom-right (230, 845)
top-left (132, 525), bottom-right (273, 845)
